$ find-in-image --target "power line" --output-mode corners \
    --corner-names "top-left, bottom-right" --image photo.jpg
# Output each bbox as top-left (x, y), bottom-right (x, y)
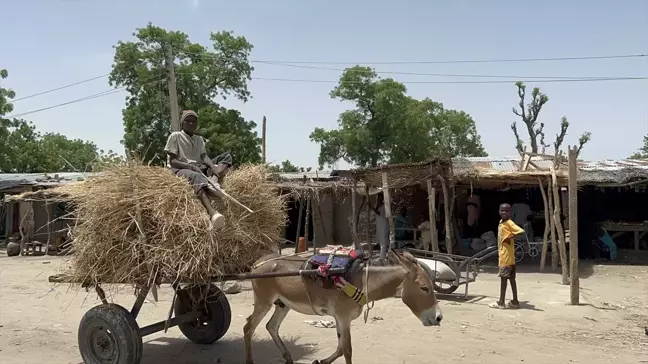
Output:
top-left (6, 79), bottom-right (166, 119)
top-left (255, 61), bottom-right (643, 80)
top-left (250, 54), bottom-right (647, 65)
top-left (12, 74), bottom-right (110, 102)
top-left (249, 76), bottom-right (648, 84)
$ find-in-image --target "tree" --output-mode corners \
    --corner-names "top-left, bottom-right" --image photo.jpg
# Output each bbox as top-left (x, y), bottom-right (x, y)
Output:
top-left (629, 135), bottom-right (648, 159)
top-left (109, 23), bottom-right (261, 165)
top-left (310, 66), bottom-right (487, 168)
top-left (0, 69), bottom-right (108, 173)
top-left (268, 160), bottom-right (312, 173)
top-left (511, 82), bottom-right (591, 158)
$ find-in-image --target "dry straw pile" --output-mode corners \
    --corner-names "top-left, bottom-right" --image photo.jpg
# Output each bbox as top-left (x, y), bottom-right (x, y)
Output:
top-left (48, 163), bottom-right (287, 285)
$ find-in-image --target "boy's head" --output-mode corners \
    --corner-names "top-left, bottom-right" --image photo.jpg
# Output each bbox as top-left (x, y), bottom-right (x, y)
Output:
top-left (499, 203), bottom-right (512, 220)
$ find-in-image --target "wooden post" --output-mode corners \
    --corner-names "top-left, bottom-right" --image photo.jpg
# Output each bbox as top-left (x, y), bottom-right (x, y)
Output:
top-left (548, 176), bottom-right (558, 271)
top-left (351, 180), bottom-right (360, 249)
top-left (438, 176), bottom-right (452, 254)
top-left (381, 172), bottom-right (395, 250)
top-left (426, 180), bottom-right (439, 252)
top-left (294, 199), bottom-right (304, 253)
top-left (261, 116), bottom-right (267, 164)
top-left (568, 146), bottom-right (580, 304)
top-left (551, 167), bottom-right (569, 285)
top-left (538, 177), bottom-right (551, 271)
top-left (44, 201), bottom-right (52, 256)
top-left (365, 185), bottom-right (372, 257)
top-left (304, 196), bottom-right (311, 251)
top-left (165, 46), bottom-right (180, 132)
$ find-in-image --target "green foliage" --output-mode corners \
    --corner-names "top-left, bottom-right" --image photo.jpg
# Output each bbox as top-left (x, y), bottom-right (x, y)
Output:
top-left (109, 23), bottom-right (261, 165)
top-left (268, 160), bottom-right (305, 173)
top-left (0, 69), bottom-right (108, 173)
top-left (310, 66), bottom-right (487, 168)
top-left (630, 135), bottom-right (648, 159)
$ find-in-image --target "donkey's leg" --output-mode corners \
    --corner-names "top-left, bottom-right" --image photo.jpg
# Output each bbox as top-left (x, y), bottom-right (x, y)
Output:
top-left (243, 295), bottom-right (273, 364)
top-left (312, 317), bottom-right (352, 364)
top-left (266, 300), bottom-right (293, 364)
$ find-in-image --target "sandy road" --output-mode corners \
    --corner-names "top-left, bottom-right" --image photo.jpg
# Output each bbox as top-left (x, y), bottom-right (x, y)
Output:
top-left (1, 253), bottom-right (646, 364)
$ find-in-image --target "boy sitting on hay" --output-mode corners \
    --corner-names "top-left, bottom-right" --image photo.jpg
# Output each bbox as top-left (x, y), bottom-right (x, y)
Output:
top-left (164, 110), bottom-right (233, 229)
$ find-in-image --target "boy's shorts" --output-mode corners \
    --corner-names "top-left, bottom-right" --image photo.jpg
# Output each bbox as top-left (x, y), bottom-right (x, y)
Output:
top-left (498, 265), bottom-right (516, 279)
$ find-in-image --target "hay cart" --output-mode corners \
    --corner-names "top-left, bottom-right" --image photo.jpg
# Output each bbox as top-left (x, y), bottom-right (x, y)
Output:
top-left (49, 267), bottom-right (347, 364)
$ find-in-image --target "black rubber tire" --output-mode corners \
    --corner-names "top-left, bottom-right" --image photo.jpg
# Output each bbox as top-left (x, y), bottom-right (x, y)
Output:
top-left (433, 282), bottom-right (459, 294)
top-left (174, 284), bottom-right (231, 345)
top-left (78, 303), bottom-right (143, 364)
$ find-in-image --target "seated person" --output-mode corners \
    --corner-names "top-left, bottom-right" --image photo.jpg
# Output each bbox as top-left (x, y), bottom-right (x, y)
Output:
top-left (164, 110), bottom-right (233, 229)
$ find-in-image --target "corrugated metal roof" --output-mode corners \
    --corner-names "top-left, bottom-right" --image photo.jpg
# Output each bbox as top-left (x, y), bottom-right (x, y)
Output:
top-left (577, 159), bottom-right (648, 171)
top-left (452, 156), bottom-right (555, 172)
top-left (0, 172), bottom-right (95, 190)
top-left (274, 171), bottom-right (337, 181)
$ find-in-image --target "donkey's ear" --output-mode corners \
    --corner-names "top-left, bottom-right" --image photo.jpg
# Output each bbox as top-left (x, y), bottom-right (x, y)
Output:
top-left (387, 249), bottom-right (400, 263)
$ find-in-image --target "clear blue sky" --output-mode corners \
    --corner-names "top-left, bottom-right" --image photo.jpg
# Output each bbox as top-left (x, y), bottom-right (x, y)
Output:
top-left (2, 0), bottom-right (647, 169)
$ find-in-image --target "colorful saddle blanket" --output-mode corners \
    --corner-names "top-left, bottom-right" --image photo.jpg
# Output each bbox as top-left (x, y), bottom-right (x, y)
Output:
top-left (305, 245), bottom-right (364, 290)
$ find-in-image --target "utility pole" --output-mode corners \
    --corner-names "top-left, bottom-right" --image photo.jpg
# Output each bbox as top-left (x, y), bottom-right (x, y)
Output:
top-left (165, 46), bottom-right (180, 132)
top-left (261, 115), bottom-right (267, 164)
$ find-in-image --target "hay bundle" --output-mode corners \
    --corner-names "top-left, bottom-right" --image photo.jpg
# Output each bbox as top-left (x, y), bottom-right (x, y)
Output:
top-left (49, 164), bottom-right (287, 285)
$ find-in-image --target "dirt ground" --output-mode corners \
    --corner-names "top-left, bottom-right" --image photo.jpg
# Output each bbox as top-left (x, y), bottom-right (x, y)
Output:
top-left (1, 252), bottom-right (646, 364)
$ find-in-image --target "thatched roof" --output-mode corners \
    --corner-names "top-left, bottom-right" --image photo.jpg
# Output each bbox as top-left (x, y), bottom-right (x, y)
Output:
top-left (334, 158), bottom-right (453, 189)
top-left (577, 159), bottom-right (648, 185)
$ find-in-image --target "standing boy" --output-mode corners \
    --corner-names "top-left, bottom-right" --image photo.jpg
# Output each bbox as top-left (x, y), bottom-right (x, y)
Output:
top-left (490, 203), bottom-right (524, 309)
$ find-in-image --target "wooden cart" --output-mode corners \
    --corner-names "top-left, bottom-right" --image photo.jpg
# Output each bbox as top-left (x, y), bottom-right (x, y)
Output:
top-left (50, 267), bottom-right (347, 364)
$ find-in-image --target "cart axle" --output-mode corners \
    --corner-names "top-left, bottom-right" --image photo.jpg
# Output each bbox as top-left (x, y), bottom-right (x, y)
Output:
top-left (139, 310), bottom-right (204, 337)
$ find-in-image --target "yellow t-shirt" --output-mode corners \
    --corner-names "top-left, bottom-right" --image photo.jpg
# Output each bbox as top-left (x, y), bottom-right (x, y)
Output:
top-left (498, 219), bottom-right (525, 267)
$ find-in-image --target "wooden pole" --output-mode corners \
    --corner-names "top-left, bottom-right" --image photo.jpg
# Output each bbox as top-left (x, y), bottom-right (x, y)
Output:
top-left (548, 176), bottom-right (558, 271)
top-left (304, 196), bottom-right (311, 251)
top-left (365, 185), bottom-right (372, 257)
top-left (351, 180), bottom-right (359, 249)
top-left (44, 201), bottom-right (52, 256)
top-left (165, 46), bottom-right (180, 132)
top-left (551, 166), bottom-right (569, 285)
top-left (568, 146), bottom-right (580, 304)
top-left (438, 176), bottom-right (452, 254)
top-left (538, 177), bottom-right (550, 271)
top-left (294, 199), bottom-right (304, 253)
top-left (381, 172), bottom-right (396, 250)
top-left (261, 116), bottom-right (267, 164)
top-left (426, 180), bottom-right (439, 252)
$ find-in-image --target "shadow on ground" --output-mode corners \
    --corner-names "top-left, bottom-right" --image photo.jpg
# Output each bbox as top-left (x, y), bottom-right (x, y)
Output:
top-left (140, 336), bottom-right (317, 364)
top-left (479, 259), bottom-right (597, 278)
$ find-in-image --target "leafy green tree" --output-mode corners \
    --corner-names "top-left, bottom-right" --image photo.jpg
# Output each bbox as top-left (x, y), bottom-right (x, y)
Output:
top-left (109, 23), bottom-right (261, 165)
top-left (629, 135), bottom-right (648, 159)
top-left (310, 66), bottom-right (487, 168)
top-left (0, 69), bottom-right (107, 172)
top-left (269, 160), bottom-right (300, 173)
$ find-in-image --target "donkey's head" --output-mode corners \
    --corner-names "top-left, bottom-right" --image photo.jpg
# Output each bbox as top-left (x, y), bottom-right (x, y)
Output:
top-left (389, 250), bottom-right (443, 326)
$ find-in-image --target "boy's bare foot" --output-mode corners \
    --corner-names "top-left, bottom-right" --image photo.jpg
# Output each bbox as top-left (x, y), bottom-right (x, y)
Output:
top-left (488, 301), bottom-right (506, 309)
top-left (210, 212), bottom-right (225, 230)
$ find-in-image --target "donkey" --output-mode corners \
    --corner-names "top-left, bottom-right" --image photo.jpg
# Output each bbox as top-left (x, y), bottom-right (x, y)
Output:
top-left (243, 249), bottom-right (443, 364)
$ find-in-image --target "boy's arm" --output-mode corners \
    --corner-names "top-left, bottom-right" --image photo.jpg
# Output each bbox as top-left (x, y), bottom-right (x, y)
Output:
top-left (505, 221), bottom-right (525, 240)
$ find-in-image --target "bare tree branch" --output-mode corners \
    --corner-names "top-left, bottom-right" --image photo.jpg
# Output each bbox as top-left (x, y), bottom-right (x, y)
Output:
top-left (511, 122), bottom-right (525, 153)
top-left (511, 82), bottom-right (549, 153)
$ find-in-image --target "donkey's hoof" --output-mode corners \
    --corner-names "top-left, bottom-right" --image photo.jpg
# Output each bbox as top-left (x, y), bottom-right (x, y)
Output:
top-left (312, 361), bottom-right (321, 364)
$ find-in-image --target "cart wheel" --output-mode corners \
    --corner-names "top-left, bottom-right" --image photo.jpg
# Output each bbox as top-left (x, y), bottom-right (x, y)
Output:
top-left (78, 303), bottom-right (142, 364)
top-left (174, 284), bottom-right (231, 345)
top-left (433, 282), bottom-right (459, 294)
top-left (514, 243), bottom-right (525, 264)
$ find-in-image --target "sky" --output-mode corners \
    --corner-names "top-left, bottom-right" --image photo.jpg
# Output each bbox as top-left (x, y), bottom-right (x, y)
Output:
top-left (1, 0), bottom-right (647, 170)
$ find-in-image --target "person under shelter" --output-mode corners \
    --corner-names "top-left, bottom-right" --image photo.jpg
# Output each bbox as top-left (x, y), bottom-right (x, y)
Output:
top-left (164, 110), bottom-right (233, 229)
